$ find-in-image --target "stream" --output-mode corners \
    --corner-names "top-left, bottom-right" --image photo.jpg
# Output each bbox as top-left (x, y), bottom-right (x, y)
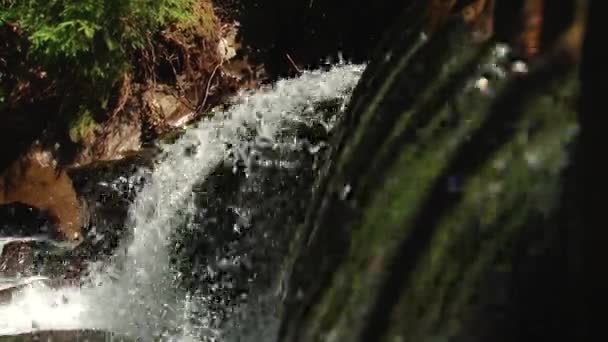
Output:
top-left (0, 64), bottom-right (365, 341)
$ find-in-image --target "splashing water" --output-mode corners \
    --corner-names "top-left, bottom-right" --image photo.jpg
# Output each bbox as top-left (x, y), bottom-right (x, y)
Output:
top-left (0, 64), bottom-right (364, 340)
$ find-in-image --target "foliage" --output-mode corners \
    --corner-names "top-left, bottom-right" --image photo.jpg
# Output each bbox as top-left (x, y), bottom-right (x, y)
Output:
top-left (0, 0), bottom-right (196, 119)
top-left (1, 0), bottom-right (194, 76)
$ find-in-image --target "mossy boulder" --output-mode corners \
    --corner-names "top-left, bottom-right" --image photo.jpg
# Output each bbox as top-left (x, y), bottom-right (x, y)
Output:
top-left (278, 2), bottom-right (582, 341)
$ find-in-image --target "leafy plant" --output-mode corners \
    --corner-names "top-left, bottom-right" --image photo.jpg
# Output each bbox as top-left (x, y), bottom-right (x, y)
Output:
top-left (1, 0), bottom-right (196, 120)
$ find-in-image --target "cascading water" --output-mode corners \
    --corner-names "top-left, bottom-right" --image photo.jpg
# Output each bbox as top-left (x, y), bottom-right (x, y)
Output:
top-left (0, 64), bottom-right (364, 340)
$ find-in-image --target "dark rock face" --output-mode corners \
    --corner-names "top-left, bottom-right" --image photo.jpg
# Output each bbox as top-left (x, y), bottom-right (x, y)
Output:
top-left (277, 3), bottom-right (584, 342)
top-left (0, 202), bottom-right (55, 238)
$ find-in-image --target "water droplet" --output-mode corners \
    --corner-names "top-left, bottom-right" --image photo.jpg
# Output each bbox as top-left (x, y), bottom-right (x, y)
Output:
top-left (475, 77), bottom-right (490, 92)
top-left (494, 43), bottom-right (511, 59)
top-left (511, 60), bottom-right (529, 74)
top-left (340, 184), bottom-right (352, 200)
top-left (384, 51), bottom-right (393, 62)
top-left (419, 32), bottom-right (428, 42)
top-left (525, 150), bottom-right (542, 169)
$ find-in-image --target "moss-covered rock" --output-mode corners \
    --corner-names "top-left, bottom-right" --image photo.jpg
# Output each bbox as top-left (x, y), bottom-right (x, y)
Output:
top-left (278, 2), bottom-right (583, 341)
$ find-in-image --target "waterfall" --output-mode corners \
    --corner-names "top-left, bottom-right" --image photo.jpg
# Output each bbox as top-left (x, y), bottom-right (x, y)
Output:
top-left (0, 64), bottom-right (364, 340)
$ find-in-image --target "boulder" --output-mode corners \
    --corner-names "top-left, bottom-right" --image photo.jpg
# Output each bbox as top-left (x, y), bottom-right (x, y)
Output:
top-left (0, 241), bottom-right (33, 278)
top-left (70, 103), bottom-right (143, 168)
top-left (0, 147), bottom-right (81, 240)
top-left (277, 2), bottom-right (585, 341)
top-left (0, 238), bottom-right (83, 279)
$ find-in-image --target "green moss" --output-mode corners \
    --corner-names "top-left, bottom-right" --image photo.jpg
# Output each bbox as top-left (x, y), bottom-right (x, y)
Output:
top-left (284, 29), bottom-right (580, 339)
top-left (297, 39), bottom-right (498, 341)
top-left (380, 72), bottom-right (579, 341)
top-left (177, 0), bottom-right (219, 39)
top-left (68, 108), bottom-right (97, 143)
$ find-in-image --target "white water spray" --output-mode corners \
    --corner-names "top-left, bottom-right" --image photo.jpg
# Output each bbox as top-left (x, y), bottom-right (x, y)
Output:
top-left (0, 64), bottom-right (364, 339)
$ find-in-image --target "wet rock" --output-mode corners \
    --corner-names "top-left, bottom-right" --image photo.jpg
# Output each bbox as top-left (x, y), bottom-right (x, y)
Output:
top-left (0, 329), bottom-right (133, 341)
top-left (0, 242), bottom-right (33, 278)
top-left (68, 151), bottom-right (155, 256)
top-left (0, 239), bottom-right (82, 280)
top-left (0, 147), bottom-right (81, 241)
top-left (170, 102), bottom-right (342, 335)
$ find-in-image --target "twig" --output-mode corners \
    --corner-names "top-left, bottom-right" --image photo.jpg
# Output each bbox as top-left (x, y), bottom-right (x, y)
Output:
top-left (109, 73), bottom-right (131, 118)
top-left (286, 53), bottom-right (302, 74)
top-left (198, 62), bottom-right (222, 113)
top-left (147, 36), bottom-right (157, 87)
top-left (163, 53), bottom-right (195, 111)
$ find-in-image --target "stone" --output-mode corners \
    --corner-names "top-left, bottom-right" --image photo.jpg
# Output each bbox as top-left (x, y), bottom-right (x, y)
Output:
top-left (68, 152), bottom-right (155, 257)
top-left (70, 106), bottom-right (142, 167)
top-left (0, 239), bottom-right (84, 280)
top-left (142, 87), bottom-right (194, 132)
top-left (0, 241), bottom-right (33, 278)
top-left (218, 37), bottom-right (237, 61)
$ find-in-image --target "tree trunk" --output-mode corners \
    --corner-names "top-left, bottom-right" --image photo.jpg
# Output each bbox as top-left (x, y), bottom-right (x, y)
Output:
top-left (278, 1), bottom-right (585, 341)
